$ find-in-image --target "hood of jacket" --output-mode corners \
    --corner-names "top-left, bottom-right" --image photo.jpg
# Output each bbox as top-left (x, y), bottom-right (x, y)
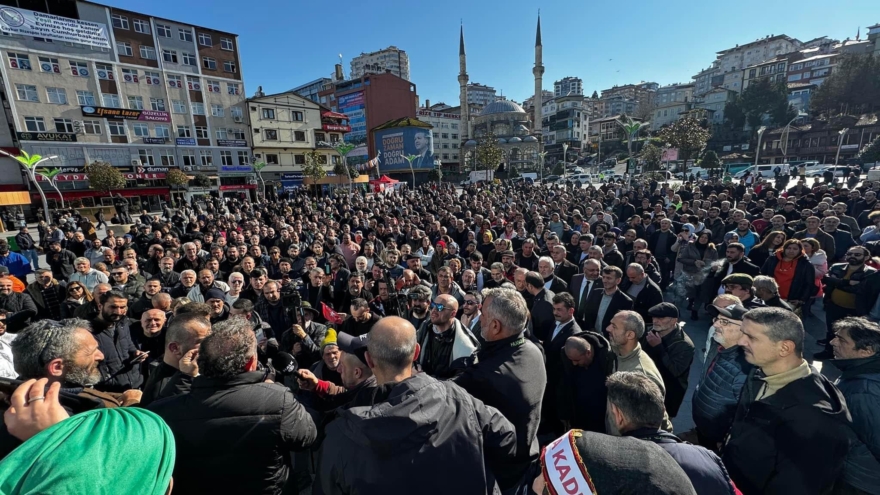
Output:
top-left (335, 373), bottom-right (449, 457)
top-left (834, 354), bottom-right (880, 381)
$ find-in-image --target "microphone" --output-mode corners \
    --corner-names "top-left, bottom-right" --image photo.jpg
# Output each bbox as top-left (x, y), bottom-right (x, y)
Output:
top-left (272, 352), bottom-right (299, 376)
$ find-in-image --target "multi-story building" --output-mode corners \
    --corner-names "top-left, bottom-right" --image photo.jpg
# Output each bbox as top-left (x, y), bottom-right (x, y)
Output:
top-left (869, 24), bottom-right (880, 57)
top-left (759, 114), bottom-right (879, 164)
top-left (650, 83), bottom-right (694, 130)
top-left (289, 77), bottom-right (332, 103)
top-left (697, 88), bottom-right (738, 125)
top-left (541, 94), bottom-right (588, 162)
top-left (601, 95), bottom-right (636, 118)
top-left (350, 46), bottom-right (410, 81)
top-left (417, 104), bottom-right (461, 170)
top-left (0, 0), bottom-right (249, 209)
top-left (693, 64), bottom-right (722, 97)
top-left (786, 53), bottom-right (837, 87)
top-left (742, 53), bottom-right (801, 91)
top-left (247, 90), bottom-right (349, 190)
top-left (714, 35), bottom-right (802, 76)
top-left (466, 83), bottom-right (497, 107)
top-left (554, 76), bottom-right (583, 97)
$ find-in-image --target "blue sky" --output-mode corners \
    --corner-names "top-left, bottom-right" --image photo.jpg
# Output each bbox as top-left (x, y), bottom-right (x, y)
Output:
top-left (106, 0), bottom-right (876, 105)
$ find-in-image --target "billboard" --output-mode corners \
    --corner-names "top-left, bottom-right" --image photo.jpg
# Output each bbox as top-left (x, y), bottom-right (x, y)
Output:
top-left (0, 7), bottom-right (111, 49)
top-left (81, 106), bottom-right (170, 122)
top-left (337, 91), bottom-right (366, 145)
top-left (375, 127), bottom-right (435, 173)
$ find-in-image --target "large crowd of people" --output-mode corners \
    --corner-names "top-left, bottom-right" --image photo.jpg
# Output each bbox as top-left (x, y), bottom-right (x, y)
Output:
top-left (0, 169), bottom-right (879, 494)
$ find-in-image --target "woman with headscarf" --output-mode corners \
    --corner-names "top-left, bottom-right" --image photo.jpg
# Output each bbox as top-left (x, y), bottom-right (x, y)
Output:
top-left (0, 378), bottom-right (175, 495)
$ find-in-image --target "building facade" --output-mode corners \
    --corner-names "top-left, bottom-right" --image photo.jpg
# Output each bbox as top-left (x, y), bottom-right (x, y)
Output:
top-left (541, 94), bottom-right (587, 162)
top-left (554, 76), bottom-right (582, 97)
top-left (759, 114), bottom-right (879, 164)
top-left (714, 35), bottom-right (802, 76)
top-left (289, 77), bottom-right (332, 103)
top-left (651, 83), bottom-right (694, 130)
top-left (350, 46), bottom-right (410, 81)
top-left (466, 83), bottom-right (497, 108)
top-left (697, 88), bottom-right (737, 125)
top-left (869, 24), bottom-right (880, 57)
top-left (417, 107), bottom-right (461, 169)
top-left (0, 0), bottom-right (249, 209)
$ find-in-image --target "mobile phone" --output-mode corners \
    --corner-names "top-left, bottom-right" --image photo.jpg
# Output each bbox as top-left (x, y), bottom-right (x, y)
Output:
top-left (325, 265), bottom-right (330, 275)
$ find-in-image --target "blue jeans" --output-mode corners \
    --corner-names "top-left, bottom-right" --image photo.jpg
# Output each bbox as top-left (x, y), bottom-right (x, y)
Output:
top-left (23, 249), bottom-right (39, 270)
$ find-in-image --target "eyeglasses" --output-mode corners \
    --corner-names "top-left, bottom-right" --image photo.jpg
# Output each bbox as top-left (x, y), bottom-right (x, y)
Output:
top-left (463, 300), bottom-right (478, 306)
top-left (230, 280), bottom-right (244, 284)
top-left (713, 316), bottom-right (741, 327)
top-left (69, 286), bottom-right (83, 292)
top-left (111, 272), bottom-right (126, 277)
top-left (429, 302), bottom-right (448, 312)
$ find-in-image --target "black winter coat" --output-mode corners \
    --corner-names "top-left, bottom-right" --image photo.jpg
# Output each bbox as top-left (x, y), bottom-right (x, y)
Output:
top-left (149, 371), bottom-right (317, 495)
top-left (92, 319), bottom-right (142, 392)
top-left (760, 253), bottom-right (816, 303)
top-left (317, 373), bottom-right (517, 495)
top-left (452, 333), bottom-right (546, 489)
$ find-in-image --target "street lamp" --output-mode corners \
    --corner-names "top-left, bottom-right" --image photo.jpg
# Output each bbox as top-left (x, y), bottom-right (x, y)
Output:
top-left (835, 128), bottom-right (850, 166)
top-left (538, 151), bottom-right (548, 182)
top-left (780, 111), bottom-right (808, 166)
top-left (562, 142), bottom-right (569, 181)
top-left (754, 126), bottom-right (768, 167)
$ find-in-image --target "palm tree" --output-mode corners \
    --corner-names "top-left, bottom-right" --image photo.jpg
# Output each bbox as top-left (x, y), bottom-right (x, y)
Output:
top-left (0, 149), bottom-right (60, 222)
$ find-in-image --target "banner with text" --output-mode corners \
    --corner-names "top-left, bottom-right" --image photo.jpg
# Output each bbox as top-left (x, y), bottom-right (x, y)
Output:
top-left (0, 7), bottom-right (111, 49)
top-left (375, 126), bottom-right (435, 173)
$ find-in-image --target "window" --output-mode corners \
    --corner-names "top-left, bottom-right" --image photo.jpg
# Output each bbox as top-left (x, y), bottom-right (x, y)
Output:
top-left (137, 149), bottom-right (155, 165)
top-left (132, 123), bottom-right (149, 137)
top-left (291, 111), bottom-right (303, 122)
top-left (182, 52), bottom-right (196, 66)
top-left (206, 80), bottom-right (221, 93)
top-left (172, 100), bottom-right (186, 113)
top-left (177, 126), bottom-right (191, 138)
top-left (139, 45), bottom-right (156, 60)
top-left (181, 152), bottom-right (196, 166)
top-left (451, 134), bottom-right (458, 139)
top-left (7, 52), bottom-right (31, 70)
top-left (261, 108), bottom-right (275, 119)
top-left (192, 103), bottom-right (205, 115)
top-left (315, 132), bottom-right (326, 142)
top-left (143, 71), bottom-right (160, 85)
top-left (200, 150), bottom-right (213, 165)
top-left (133, 19), bottom-right (150, 34)
top-left (186, 76), bottom-right (201, 91)
top-left (195, 126), bottom-right (209, 138)
top-left (179, 29), bottom-right (193, 42)
top-left (167, 74), bottom-right (182, 88)
top-left (111, 14), bottom-right (129, 29)
top-left (38, 56), bottom-right (60, 73)
top-left (442, 143), bottom-right (449, 149)
top-left (220, 38), bottom-right (234, 51)
top-left (237, 151), bottom-right (250, 164)
top-left (231, 107), bottom-right (243, 122)
top-left (198, 33), bottom-right (212, 46)
top-left (103, 94), bottom-right (121, 108)
top-left (121, 68), bottom-right (139, 83)
top-left (117, 42), bottom-right (133, 57)
top-left (83, 120), bottom-right (102, 135)
top-left (748, 69), bottom-right (756, 79)
top-left (128, 96), bottom-right (144, 110)
top-left (96, 63), bottom-right (114, 80)
top-left (231, 128), bottom-right (246, 140)
top-left (265, 154), bottom-right (279, 165)
top-left (76, 90), bottom-right (96, 106)
top-left (441, 133), bottom-right (449, 139)
top-left (160, 150), bottom-right (175, 166)
top-left (294, 131), bottom-right (306, 141)
top-left (223, 61), bottom-right (237, 73)
top-left (162, 49), bottom-right (178, 64)
top-left (15, 84), bottom-right (38, 102)
top-left (221, 151), bottom-right (233, 165)
top-left (202, 57), bottom-right (216, 70)
top-left (215, 128), bottom-right (228, 140)
top-left (155, 23), bottom-right (171, 37)
top-left (211, 104), bottom-right (224, 117)
top-left (294, 155), bottom-right (305, 165)
top-left (150, 98), bottom-right (166, 111)
top-left (264, 129), bottom-right (278, 140)
top-left (24, 117), bottom-right (46, 132)
top-left (154, 125), bottom-right (170, 138)
top-left (226, 83), bottom-right (240, 95)
top-left (69, 61), bottom-right (88, 77)
top-left (108, 121), bottom-right (126, 136)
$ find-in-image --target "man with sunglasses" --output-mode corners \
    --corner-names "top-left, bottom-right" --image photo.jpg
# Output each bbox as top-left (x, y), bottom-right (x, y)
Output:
top-left (108, 266), bottom-right (144, 305)
top-left (817, 246), bottom-right (878, 360)
top-left (415, 294), bottom-right (478, 379)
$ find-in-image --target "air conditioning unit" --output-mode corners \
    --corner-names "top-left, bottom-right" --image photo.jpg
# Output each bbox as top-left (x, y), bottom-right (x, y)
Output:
top-left (183, 166), bottom-right (193, 172)
top-left (233, 115), bottom-right (243, 123)
top-left (130, 159), bottom-right (141, 166)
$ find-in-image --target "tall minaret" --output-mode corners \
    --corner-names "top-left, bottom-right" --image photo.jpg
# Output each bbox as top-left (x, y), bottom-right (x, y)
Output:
top-left (458, 25), bottom-right (469, 141)
top-left (533, 14), bottom-right (544, 145)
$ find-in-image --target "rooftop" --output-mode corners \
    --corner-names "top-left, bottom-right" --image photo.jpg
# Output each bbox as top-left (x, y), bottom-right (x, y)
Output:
top-left (479, 100), bottom-right (526, 116)
top-left (716, 34), bottom-right (800, 55)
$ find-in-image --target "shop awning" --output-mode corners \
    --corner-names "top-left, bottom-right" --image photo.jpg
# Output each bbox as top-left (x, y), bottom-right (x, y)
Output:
top-left (0, 192), bottom-right (30, 206)
top-left (30, 187), bottom-right (170, 200)
top-left (322, 111), bottom-right (349, 120)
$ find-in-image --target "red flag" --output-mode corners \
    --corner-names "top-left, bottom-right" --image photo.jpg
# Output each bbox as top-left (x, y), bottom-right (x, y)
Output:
top-left (321, 302), bottom-right (344, 325)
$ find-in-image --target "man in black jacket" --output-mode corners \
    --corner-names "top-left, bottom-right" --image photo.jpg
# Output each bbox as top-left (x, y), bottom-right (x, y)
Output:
top-left (579, 266), bottom-right (633, 332)
top-left (46, 240), bottom-right (76, 282)
top-left (140, 312), bottom-right (211, 407)
top-left (705, 243), bottom-right (760, 300)
top-left (722, 307), bottom-right (857, 494)
top-left (558, 330), bottom-right (617, 433)
top-left (92, 291), bottom-right (146, 392)
top-left (317, 316), bottom-right (516, 495)
top-left (641, 303), bottom-right (695, 418)
top-left (621, 263), bottom-right (664, 324)
top-left (149, 318), bottom-right (317, 495)
top-left (453, 287), bottom-right (546, 493)
top-left (523, 271), bottom-right (556, 341)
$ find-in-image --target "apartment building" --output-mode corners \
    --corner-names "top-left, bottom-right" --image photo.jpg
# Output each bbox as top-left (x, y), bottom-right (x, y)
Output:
top-left (0, 0), bottom-right (248, 208)
top-left (541, 94), bottom-right (588, 163)
top-left (554, 76), bottom-right (583, 97)
top-left (417, 105), bottom-right (461, 169)
top-left (350, 46), bottom-right (410, 81)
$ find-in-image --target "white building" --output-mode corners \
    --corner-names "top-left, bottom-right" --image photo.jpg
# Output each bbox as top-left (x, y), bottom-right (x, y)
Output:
top-left (466, 83), bottom-right (497, 107)
top-left (692, 34), bottom-right (801, 96)
top-left (554, 77), bottom-right (583, 97)
top-left (417, 106), bottom-right (461, 169)
top-left (350, 46), bottom-right (410, 81)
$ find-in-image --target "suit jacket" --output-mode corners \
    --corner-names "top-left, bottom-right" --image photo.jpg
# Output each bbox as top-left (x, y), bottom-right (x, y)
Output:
top-left (554, 259), bottom-right (579, 287)
top-left (545, 275), bottom-right (568, 295)
top-left (621, 278), bottom-right (664, 323)
top-left (579, 289), bottom-right (633, 333)
top-left (544, 319), bottom-right (580, 385)
top-left (530, 289), bottom-right (557, 343)
top-left (473, 267), bottom-right (492, 291)
top-left (570, 275), bottom-right (600, 318)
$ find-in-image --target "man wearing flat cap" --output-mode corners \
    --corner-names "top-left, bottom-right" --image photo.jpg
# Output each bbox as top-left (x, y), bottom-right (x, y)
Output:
top-left (641, 302), bottom-right (695, 418)
top-left (721, 273), bottom-right (765, 309)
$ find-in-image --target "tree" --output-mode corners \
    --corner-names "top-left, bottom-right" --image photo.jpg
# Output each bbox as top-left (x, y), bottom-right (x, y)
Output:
top-left (303, 151), bottom-right (327, 183)
top-left (86, 161), bottom-right (126, 192)
top-left (640, 143), bottom-right (663, 172)
top-left (475, 132), bottom-right (504, 173)
top-left (428, 167), bottom-right (443, 182)
top-left (166, 168), bottom-right (189, 188)
top-left (591, 90), bottom-right (599, 99)
top-left (723, 97), bottom-right (747, 130)
top-left (658, 116), bottom-right (710, 169)
top-left (857, 135), bottom-right (880, 165)
top-left (699, 150), bottom-right (721, 174)
top-left (551, 162), bottom-right (565, 175)
top-left (811, 54), bottom-right (880, 116)
top-left (192, 173), bottom-right (211, 188)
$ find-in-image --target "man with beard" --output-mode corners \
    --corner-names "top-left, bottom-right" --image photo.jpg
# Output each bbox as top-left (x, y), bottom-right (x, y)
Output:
top-left (817, 246), bottom-right (879, 359)
top-left (459, 291), bottom-right (482, 335)
top-left (142, 245), bottom-right (166, 276)
top-left (707, 243), bottom-right (760, 297)
top-left (130, 279), bottom-right (163, 320)
top-left (187, 269), bottom-right (229, 303)
top-left (760, 215), bottom-right (795, 241)
top-left (537, 256), bottom-right (568, 294)
top-left (641, 303), bottom-right (695, 418)
top-left (339, 298), bottom-right (381, 337)
top-left (415, 294), bottom-right (478, 379)
top-left (46, 240), bottom-right (76, 282)
top-left (255, 281), bottom-right (292, 342)
top-left (370, 278), bottom-right (401, 318)
top-left (500, 250), bottom-right (519, 281)
top-left (91, 291), bottom-right (147, 392)
top-left (153, 256), bottom-right (181, 290)
top-left (822, 217), bottom-right (856, 264)
top-left (579, 266), bottom-right (633, 332)
top-left (206, 288), bottom-right (230, 324)
top-left (108, 265), bottom-right (144, 305)
top-left (337, 272), bottom-right (372, 312)
top-left (219, 246), bottom-right (241, 275)
top-left (174, 242), bottom-right (204, 273)
top-left (405, 285), bottom-right (431, 331)
top-left (516, 238), bottom-right (540, 272)
top-left (405, 254), bottom-right (433, 286)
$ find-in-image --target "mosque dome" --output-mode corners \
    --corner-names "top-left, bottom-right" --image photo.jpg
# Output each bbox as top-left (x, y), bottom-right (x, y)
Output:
top-left (507, 137), bottom-right (522, 143)
top-left (523, 135), bottom-right (538, 142)
top-left (479, 100), bottom-right (526, 116)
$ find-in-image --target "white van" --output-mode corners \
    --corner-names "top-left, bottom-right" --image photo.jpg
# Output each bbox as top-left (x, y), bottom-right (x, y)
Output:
top-left (733, 165), bottom-right (775, 179)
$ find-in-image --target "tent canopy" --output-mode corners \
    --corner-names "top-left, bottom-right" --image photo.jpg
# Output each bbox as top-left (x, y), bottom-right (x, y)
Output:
top-left (371, 175), bottom-right (398, 184)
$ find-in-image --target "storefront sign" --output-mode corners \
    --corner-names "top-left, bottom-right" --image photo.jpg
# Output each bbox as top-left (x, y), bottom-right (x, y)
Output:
top-left (322, 124), bottom-right (351, 132)
top-left (176, 138), bottom-right (196, 146)
top-left (216, 139), bottom-right (247, 147)
top-left (219, 184), bottom-right (256, 191)
top-left (281, 173), bottom-right (304, 180)
top-left (81, 106), bottom-right (170, 122)
top-left (0, 7), bottom-right (111, 48)
top-left (142, 137), bottom-right (167, 144)
top-left (220, 165), bottom-right (253, 173)
top-left (34, 164), bottom-right (168, 181)
top-left (17, 131), bottom-right (77, 142)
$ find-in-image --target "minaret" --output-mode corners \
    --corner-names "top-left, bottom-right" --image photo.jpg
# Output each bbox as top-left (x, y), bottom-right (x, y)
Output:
top-left (533, 14), bottom-right (544, 146)
top-left (458, 25), bottom-right (469, 141)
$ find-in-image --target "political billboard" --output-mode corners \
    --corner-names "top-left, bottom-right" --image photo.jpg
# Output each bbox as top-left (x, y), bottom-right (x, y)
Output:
top-left (337, 91), bottom-right (366, 145)
top-left (375, 126), bottom-right (435, 173)
top-left (0, 6), bottom-right (111, 48)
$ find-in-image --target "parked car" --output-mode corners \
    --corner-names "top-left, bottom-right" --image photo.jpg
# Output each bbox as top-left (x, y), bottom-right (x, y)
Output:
top-left (808, 166), bottom-right (850, 178)
top-left (543, 175), bottom-right (560, 183)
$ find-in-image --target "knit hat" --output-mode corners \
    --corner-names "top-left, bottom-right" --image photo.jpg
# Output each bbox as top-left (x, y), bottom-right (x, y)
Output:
top-left (320, 328), bottom-right (338, 350)
top-left (721, 273), bottom-right (754, 289)
top-left (204, 287), bottom-right (226, 302)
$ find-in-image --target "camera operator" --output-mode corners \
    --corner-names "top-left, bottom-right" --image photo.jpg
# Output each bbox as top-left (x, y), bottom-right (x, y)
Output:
top-left (405, 285), bottom-right (432, 329)
top-left (279, 302), bottom-right (327, 371)
top-left (370, 277), bottom-right (403, 317)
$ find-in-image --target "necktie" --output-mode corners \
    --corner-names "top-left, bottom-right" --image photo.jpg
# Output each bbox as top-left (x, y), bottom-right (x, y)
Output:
top-left (579, 281), bottom-right (592, 319)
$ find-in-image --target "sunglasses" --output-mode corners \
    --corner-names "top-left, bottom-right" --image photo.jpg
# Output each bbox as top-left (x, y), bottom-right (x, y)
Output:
top-left (429, 302), bottom-right (449, 312)
top-left (463, 300), bottom-right (478, 306)
top-left (111, 272), bottom-right (126, 277)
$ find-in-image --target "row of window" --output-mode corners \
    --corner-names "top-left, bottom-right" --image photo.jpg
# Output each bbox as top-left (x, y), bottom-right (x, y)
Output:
top-left (7, 52), bottom-right (242, 93)
top-left (111, 14), bottom-right (234, 50)
top-left (114, 41), bottom-right (237, 72)
top-left (21, 115), bottom-right (246, 141)
top-left (132, 149), bottom-right (250, 167)
top-left (258, 108), bottom-right (303, 121)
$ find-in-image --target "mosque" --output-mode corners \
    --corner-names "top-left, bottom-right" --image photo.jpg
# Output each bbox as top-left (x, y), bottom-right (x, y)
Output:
top-left (459, 16), bottom-right (544, 172)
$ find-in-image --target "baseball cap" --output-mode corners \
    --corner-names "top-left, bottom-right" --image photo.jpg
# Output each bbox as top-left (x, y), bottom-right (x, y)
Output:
top-left (707, 303), bottom-right (749, 321)
top-left (337, 331), bottom-right (369, 365)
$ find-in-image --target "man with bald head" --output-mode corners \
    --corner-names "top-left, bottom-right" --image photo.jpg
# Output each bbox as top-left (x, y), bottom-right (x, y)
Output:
top-left (318, 316), bottom-right (517, 495)
top-left (141, 312), bottom-right (211, 406)
top-left (415, 294), bottom-right (477, 379)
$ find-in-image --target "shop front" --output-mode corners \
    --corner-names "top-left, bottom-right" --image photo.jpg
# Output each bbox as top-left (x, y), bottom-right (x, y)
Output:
top-left (32, 165), bottom-right (172, 212)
